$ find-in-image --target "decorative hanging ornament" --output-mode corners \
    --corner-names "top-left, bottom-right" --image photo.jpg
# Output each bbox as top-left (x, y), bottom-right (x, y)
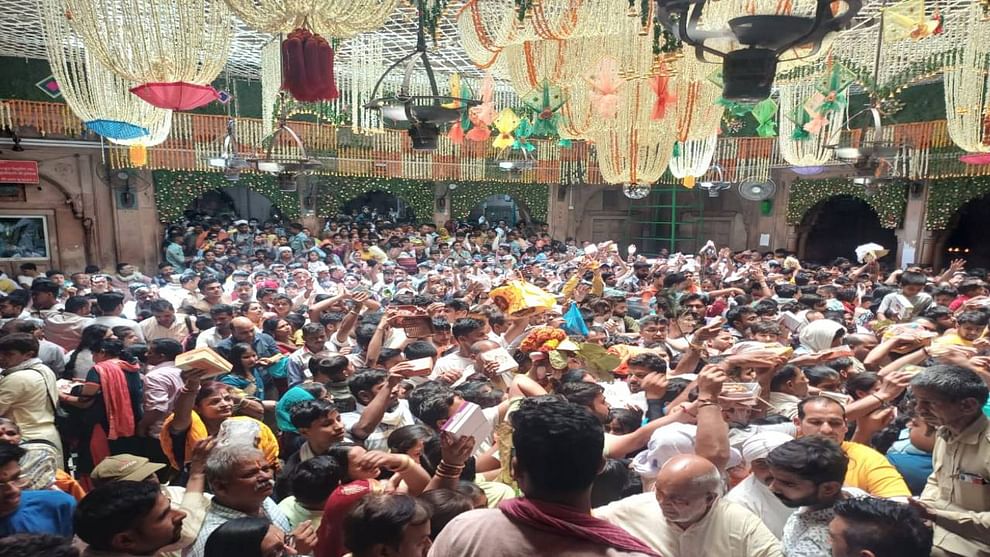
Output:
top-left (587, 57), bottom-right (622, 119)
top-left (42, 0), bottom-right (172, 142)
top-left (623, 182), bottom-right (652, 199)
top-left (492, 108), bottom-right (521, 150)
top-left (882, 0), bottom-right (941, 42)
top-left (61, 0), bottom-right (233, 110)
top-left (668, 134), bottom-right (718, 180)
top-left (522, 79), bottom-right (566, 137)
top-left (280, 27), bottom-right (339, 103)
top-left (751, 98), bottom-right (778, 138)
top-left (466, 72), bottom-right (496, 142)
top-left (777, 78), bottom-right (845, 167)
top-left (224, 0), bottom-right (399, 38)
top-left (649, 72), bottom-right (676, 120)
top-left (943, 4), bottom-right (990, 155)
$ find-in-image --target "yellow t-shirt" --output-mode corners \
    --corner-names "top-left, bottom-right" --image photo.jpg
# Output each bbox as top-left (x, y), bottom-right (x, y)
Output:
top-left (842, 440), bottom-right (911, 498)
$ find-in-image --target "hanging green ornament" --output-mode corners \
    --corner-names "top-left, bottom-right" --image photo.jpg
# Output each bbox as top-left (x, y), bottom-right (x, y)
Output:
top-left (751, 98), bottom-right (778, 138)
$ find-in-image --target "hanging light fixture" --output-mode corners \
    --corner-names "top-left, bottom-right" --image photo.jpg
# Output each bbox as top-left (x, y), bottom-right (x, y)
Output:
top-left (365, 10), bottom-right (480, 151)
top-left (655, 0), bottom-right (862, 102)
top-left (248, 96), bottom-right (323, 182)
top-left (623, 183), bottom-right (652, 199)
top-left (42, 0), bottom-right (173, 142)
top-left (61, 0), bottom-right (233, 110)
top-left (205, 118), bottom-right (251, 180)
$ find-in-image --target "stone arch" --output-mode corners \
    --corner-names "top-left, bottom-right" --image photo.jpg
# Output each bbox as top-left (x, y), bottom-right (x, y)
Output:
top-left (787, 178), bottom-right (907, 229)
top-left (450, 182), bottom-right (549, 224)
top-left (931, 192), bottom-right (990, 269)
top-left (797, 195), bottom-right (898, 264)
top-left (153, 170), bottom-right (300, 223)
top-left (313, 177), bottom-right (434, 224)
top-left (340, 190), bottom-right (418, 223)
top-left (925, 176), bottom-right (990, 230)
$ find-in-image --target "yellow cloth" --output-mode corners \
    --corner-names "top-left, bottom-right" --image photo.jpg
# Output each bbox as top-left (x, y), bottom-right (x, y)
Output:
top-left (159, 412), bottom-right (278, 469)
top-left (591, 272), bottom-right (604, 297)
top-left (932, 333), bottom-right (973, 347)
top-left (0, 278), bottom-right (19, 294)
top-left (561, 274), bottom-right (580, 299)
top-left (842, 441), bottom-right (911, 498)
top-left (921, 417), bottom-right (990, 557)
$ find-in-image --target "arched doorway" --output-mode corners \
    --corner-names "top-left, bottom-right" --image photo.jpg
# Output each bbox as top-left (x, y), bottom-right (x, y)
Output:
top-left (342, 190), bottom-right (415, 223)
top-left (801, 195), bottom-right (897, 265)
top-left (943, 194), bottom-right (990, 269)
top-left (467, 194), bottom-right (529, 227)
top-left (186, 186), bottom-right (278, 222)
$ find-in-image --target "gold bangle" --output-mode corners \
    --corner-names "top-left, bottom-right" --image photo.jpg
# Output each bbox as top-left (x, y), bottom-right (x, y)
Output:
top-left (398, 455), bottom-right (415, 472)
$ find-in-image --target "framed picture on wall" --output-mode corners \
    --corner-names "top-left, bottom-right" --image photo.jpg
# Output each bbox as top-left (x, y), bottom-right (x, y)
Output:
top-left (0, 215), bottom-right (49, 260)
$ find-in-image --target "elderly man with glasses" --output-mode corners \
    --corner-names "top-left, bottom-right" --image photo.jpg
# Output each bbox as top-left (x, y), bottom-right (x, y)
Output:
top-left (186, 444), bottom-right (315, 557)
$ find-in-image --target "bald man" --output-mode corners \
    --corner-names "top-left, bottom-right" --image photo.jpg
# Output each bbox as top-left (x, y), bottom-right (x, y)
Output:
top-left (214, 316), bottom-right (280, 392)
top-left (594, 454), bottom-right (781, 557)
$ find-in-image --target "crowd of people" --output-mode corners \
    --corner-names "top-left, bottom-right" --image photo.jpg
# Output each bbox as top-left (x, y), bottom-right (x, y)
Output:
top-left (0, 210), bottom-right (987, 557)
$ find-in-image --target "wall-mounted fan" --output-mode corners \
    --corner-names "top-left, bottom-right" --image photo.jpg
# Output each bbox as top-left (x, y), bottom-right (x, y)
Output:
top-left (738, 177), bottom-right (777, 201)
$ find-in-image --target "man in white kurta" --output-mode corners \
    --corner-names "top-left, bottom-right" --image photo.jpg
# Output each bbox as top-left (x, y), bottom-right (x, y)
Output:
top-left (594, 454), bottom-right (781, 557)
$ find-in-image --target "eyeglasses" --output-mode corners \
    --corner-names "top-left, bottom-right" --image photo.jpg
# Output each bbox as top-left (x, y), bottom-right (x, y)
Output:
top-left (0, 475), bottom-right (31, 492)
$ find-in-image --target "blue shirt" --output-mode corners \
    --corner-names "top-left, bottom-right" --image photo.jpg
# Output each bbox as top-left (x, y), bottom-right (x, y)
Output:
top-left (886, 429), bottom-right (934, 496)
top-left (0, 490), bottom-right (75, 537)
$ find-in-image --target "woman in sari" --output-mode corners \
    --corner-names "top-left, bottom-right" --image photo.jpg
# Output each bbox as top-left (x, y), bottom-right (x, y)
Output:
top-left (63, 338), bottom-right (145, 478)
top-left (240, 301), bottom-right (265, 330)
top-left (315, 443), bottom-right (432, 557)
top-left (159, 376), bottom-right (278, 478)
top-left (216, 342), bottom-right (265, 398)
top-left (263, 318), bottom-right (296, 355)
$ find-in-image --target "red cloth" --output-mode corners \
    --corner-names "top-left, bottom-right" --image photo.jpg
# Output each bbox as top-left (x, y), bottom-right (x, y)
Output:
top-left (315, 480), bottom-right (374, 557)
top-left (498, 497), bottom-right (661, 556)
top-left (949, 295), bottom-right (969, 312)
top-left (93, 359), bottom-right (140, 440)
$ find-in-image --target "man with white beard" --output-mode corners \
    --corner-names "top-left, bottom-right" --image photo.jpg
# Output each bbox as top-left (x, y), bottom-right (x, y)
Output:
top-left (594, 454), bottom-right (781, 557)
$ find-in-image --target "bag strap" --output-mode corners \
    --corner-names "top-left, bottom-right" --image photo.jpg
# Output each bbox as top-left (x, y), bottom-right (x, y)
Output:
top-left (7, 364), bottom-right (59, 412)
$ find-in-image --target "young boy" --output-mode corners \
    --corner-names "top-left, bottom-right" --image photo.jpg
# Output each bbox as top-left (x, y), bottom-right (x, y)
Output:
top-left (277, 455), bottom-right (339, 529)
top-left (274, 399), bottom-right (344, 501)
top-left (286, 323), bottom-right (329, 388)
top-left (877, 271), bottom-right (932, 322)
top-left (310, 354), bottom-right (356, 412)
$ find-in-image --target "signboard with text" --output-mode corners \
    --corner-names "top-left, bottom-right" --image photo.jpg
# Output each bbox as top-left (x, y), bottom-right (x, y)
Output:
top-left (0, 160), bottom-right (39, 184)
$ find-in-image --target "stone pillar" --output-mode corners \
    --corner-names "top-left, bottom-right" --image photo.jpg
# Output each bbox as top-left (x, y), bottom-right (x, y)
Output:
top-left (894, 181), bottom-right (928, 267)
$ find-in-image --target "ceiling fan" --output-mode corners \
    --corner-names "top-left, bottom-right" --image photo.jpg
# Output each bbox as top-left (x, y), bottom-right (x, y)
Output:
top-left (697, 164), bottom-right (733, 197)
top-left (825, 107), bottom-right (909, 187)
top-left (205, 118), bottom-right (251, 182)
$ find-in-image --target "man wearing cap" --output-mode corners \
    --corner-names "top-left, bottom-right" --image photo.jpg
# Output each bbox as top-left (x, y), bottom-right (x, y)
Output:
top-left (90, 447), bottom-right (210, 557)
top-left (725, 431), bottom-right (795, 538)
top-left (231, 220), bottom-right (255, 253)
